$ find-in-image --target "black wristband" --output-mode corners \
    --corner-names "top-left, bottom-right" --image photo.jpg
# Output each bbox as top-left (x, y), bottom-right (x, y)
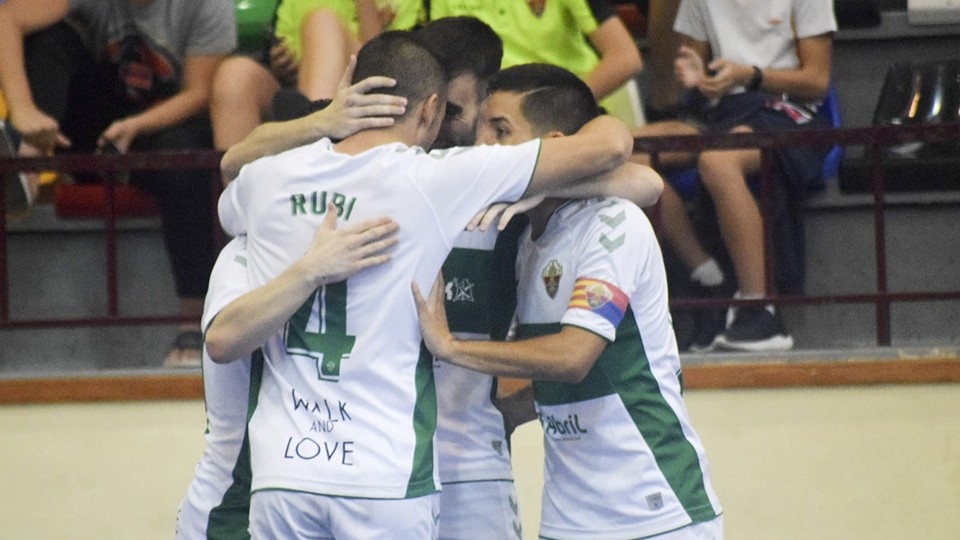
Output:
top-left (748, 66), bottom-right (763, 91)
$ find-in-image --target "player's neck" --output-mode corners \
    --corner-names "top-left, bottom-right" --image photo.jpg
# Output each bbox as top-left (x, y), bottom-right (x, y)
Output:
top-left (334, 125), bottom-right (417, 155)
top-left (527, 198), bottom-right (567, 240)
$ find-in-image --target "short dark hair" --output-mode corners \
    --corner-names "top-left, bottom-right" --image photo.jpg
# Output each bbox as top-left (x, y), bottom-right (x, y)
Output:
top-left (353, 31), bottom-right (447, 118)
top-left (414, 17), bottom-right (503, 84)
top-left (488, 64), bottom-right (599, 136)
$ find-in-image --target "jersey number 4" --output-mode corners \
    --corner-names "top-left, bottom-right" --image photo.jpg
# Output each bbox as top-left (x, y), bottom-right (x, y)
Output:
top-left (284, 283), bottom-right (356, 382)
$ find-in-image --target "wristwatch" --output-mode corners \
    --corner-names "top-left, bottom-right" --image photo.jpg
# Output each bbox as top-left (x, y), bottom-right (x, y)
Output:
top-left (748, 66), bottom-right (763, 91)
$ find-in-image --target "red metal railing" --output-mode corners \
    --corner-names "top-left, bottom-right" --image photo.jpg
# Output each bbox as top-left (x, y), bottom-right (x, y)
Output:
top-left (636, 122), bottom-right (960, 346)
top-left (0, 150), bottom-right (222, 329)
top-left (1, 123), bottom-right (959, 346)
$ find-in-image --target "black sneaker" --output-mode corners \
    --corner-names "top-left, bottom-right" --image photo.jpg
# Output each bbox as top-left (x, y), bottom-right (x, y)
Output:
top-left (713, 305), bottom-right (794, 352)
top-left (687, 282), bottom-right (732, 353)
top-left (688, 307), bottom-right (727, 352)
top-left (2, 120), bottom-right (32, 219)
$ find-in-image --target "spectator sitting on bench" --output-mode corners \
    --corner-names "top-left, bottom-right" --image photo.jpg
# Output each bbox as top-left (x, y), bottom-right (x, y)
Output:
top-left (630, 0), bottom-right (837, 352)
top-left (0, 0), bottom-right (235, 367)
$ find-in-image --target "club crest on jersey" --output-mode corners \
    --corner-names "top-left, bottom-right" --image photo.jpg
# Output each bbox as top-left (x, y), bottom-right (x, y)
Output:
top-left (542, 260), bottom-right (563, 298)
top-left (527, 0), bottom-right (547, 17)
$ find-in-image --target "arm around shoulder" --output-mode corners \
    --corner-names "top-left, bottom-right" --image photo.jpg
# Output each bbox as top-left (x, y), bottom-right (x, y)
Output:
top-left (525, 115), bottom-right (633, 199)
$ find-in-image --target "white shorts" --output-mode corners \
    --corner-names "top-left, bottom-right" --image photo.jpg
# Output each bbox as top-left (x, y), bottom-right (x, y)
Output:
top-left (650, 515), bottom-right (724, 540)
top-left (439, 480), bottom-right (522, 540)
top-left (249, 490), bottom-right (441, 540)
top-left (538, 515), bottom-right (723, 540)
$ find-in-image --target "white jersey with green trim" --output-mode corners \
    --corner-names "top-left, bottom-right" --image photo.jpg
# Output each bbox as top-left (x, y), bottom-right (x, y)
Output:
top-left (435, 227), bottom-right (514, 484)
top-left (218, 137), bottom-right (540, 499)
top-left (177, 237), bottom-right (254, 540)
top-left (514, 198), bottom-right (722, 539)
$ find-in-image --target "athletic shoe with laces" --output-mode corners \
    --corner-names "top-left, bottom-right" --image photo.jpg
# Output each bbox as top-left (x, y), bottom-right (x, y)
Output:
top-left (713, 304), bottom-right (794, 352)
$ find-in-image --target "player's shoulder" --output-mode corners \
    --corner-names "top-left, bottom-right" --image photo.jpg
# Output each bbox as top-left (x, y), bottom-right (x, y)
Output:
top-left (565, 197), bottom-right (654, 242)
top-left (570, 196), bottom-right (648, 223)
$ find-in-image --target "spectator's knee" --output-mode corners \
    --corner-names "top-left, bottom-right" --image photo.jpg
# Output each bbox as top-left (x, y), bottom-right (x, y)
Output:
top-left (212, 56), bottom-right (272, 110)
top-left (697, 126), bottom-right (755, 193)
top-left (302, 8), bottom-right (348, 35)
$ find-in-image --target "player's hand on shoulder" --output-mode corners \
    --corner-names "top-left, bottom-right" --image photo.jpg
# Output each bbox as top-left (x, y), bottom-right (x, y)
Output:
top-left (320, 55), bottom-right (407, 140)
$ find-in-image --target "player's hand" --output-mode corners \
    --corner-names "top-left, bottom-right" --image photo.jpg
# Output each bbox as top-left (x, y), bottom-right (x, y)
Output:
top-left (318, 55), bottom-right (407, 140)
top-left (299, 203), bottom-right (399, 286)
top-left (467, 203), bottom-right (508, 232)
top-left (698, 58), bottom-right (750, 100)
top-left (674, 45), bottom-right (705, 89)
top-left (269, 39), bottom-right (298, 86)
top-left (412, 272), bottom-right (455, 360)
top-left (467, 195), bottom-right (544, 232)
top-left (9, 105), bottom-right (71, 153)
top-left (98, 117), bottom-right (141, 153)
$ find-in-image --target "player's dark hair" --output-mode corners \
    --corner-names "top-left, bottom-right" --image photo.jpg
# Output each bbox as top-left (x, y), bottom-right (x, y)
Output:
top-left (488, 63), bottom-right (599, 136)
top-left (414, 17), bottom-right (503, 85)
top-left (353, 31), bottom-right (447, 118)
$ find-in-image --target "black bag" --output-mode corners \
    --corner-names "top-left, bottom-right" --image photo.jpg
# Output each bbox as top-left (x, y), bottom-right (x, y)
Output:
top-left (873, 59), bottom-right (960, 158)
top-left (839, 59), bottom-right (960, 192)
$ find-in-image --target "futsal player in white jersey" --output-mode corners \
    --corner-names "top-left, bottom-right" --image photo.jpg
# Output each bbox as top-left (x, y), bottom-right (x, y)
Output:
top-left (414, 64), bottom-right (724, 540)
top-left (175, 70), bottom-right (405, 539)
top-left (213, 33), bottom-right (637, 538)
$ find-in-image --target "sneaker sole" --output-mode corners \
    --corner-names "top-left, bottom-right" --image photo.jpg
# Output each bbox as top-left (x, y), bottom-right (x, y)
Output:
top-left (688, 340), bottom-right (717, 353)
top-left (714, 334), bottom-right (794, 352)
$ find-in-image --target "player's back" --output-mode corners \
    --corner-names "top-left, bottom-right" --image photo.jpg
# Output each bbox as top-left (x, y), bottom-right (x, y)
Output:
top-left (217, 136), bottom-right (540, 498)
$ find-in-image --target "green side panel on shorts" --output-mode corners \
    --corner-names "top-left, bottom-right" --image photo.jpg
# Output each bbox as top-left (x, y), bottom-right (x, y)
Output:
top-left (405, 342), bottom-right (439, 498)
top-left (205, 350), bottom-right (263, 539)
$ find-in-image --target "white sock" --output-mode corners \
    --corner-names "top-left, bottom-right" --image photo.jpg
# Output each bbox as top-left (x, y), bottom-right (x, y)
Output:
top-left (690, 258), bottom-right (724, 287)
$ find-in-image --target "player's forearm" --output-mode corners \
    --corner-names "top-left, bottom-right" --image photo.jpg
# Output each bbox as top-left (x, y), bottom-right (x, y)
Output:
top-left (221, 115), bottom-right (322, 181)
top-left (205, 259), bottom-right (320, 363)
top-left (439, 332), bottom-right (600, 384)
top-left (551, 161), bottom-right (663, 207)
top-left (529, 116), bottom-right (633, 197)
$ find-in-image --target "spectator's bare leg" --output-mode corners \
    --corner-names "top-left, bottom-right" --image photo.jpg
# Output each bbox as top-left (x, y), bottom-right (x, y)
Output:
top-left (697, 127), bottom-right (763, 297)
top-left (211, 56), bottom-right (281, 152)
top-left (630, 120), bottom-right (699, 169)
top-left (298, 9), bottom-right (360, 101)
top-left (659, 181), bottom-right (713, 271)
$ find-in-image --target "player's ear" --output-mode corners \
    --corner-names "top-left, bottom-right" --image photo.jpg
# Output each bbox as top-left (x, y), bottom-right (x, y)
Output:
top-left (544, 130), bottom-right (565, 139)
top-left (419, 93), bottom-right (442, 130)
